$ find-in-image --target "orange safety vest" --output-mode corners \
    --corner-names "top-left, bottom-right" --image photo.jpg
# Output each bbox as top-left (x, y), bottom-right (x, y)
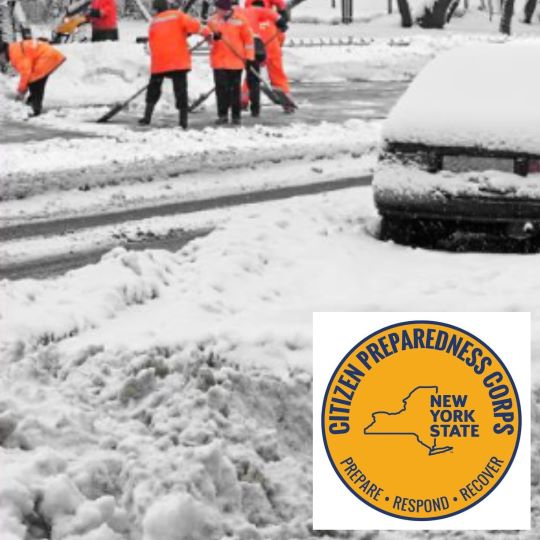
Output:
top-left (8, 40), bottom-right (65, 93)
top-left (149, 10), bottom-right (201, 74)
top-left (242, 5), bottom-right (279, 38)
top-left (205, 8), bottom-right (254, 70)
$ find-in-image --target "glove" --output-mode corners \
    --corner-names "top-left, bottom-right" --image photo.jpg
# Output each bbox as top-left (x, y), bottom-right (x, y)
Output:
top-left (15, 91), bottom-right (26, 101)
top-left (276, 17), bottom-right (288, 32)
top-left (212, 32), bottom-right (222, 41)
top-left (88, 8), bottom-right (101, 18)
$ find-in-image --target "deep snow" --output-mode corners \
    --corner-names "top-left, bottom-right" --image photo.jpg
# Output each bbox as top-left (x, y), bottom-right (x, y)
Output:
top-left (1, 187), bottom-right (539, 539)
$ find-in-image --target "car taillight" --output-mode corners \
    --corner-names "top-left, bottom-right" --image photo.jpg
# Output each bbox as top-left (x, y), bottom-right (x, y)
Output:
top-left (528, 159), bottom-right (540, 174)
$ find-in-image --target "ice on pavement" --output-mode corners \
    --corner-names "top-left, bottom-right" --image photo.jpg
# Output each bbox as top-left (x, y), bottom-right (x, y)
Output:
top-left (1, 187), bottom-right (539, 539)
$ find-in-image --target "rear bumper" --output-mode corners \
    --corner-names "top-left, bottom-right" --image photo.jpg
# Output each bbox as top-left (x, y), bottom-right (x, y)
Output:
top-left (373, 162), bottom-right (540, 224)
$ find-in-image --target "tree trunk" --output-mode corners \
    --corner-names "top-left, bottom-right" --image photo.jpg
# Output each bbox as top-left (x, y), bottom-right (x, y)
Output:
top-left (417, 0), bottom-right (455, 28)
top-left (500, 0), bottom-right (515, 34)
top-left (396, 0), bottom-right (413, 27)
top-left (523, 0), bottom-right (537, 23)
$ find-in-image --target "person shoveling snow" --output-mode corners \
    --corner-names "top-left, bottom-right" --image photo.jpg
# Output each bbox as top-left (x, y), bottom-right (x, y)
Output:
top-left (138, 0), bottom-right (203, 129)
top-left (0, 39), bottom-right (65, 116)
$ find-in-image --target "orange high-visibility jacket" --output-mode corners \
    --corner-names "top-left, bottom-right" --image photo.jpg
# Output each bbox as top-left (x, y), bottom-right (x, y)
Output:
top-left (204, 8), bottom-right (254, 70)
top-left (9, 40), bottom-right (65, 93)
top-left (149, 9), bottom-right (201, 74)
top-left (245, 0), bottom-right (286, 46)
top-left (242, 5), bottom-right (279, 38)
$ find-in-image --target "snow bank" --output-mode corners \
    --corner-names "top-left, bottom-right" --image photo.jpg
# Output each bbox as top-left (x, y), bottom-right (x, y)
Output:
top-left (285, 33), bottom-right (519, 83)
top-left (1, 187), bottom-right (539, 538)
top-left (383, 41), bottom-right (540, 154)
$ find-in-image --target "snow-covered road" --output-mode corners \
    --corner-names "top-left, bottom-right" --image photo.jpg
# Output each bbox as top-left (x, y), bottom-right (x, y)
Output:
top-left (1, 80), bottom-right (406, 145)
top-left (0, 174), bottom-right (371, 279)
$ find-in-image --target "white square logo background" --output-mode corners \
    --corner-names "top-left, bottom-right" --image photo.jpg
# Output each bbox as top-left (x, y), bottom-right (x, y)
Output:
top-left (313, 312), bottom-right (531, 530)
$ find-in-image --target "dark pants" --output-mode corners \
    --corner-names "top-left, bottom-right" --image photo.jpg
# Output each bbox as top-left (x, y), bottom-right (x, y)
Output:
top-left (92, 28), bottom-right (119, 42)
top-left (146, 70), bottom-right (188, 111)
top-left (214, 69), bottom-right (242, 120)
top-left (28, 76), bottom-right (48, 116)
top-left (246, 38), bottom-right (266, 116)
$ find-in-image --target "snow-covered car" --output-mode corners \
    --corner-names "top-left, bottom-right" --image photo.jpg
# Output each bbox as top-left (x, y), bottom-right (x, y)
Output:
top-left (373, 41), bottom-right (540, 246)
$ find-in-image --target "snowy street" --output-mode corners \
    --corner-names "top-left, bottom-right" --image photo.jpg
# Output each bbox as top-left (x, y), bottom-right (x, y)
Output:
top-left (1, 1), bottom-right (540, 539)
top-left (1, 79), bottom-right (406, 142)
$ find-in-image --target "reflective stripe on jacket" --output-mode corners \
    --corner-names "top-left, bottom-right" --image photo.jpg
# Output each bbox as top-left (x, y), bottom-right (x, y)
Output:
top-left (8, 40), bottom-right (65, 93)
top-left (149, 10), bottom-right (201, 74)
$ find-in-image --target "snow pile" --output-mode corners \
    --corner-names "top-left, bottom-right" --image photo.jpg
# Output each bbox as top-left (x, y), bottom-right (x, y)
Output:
top-left (1, 187), bottom-right (539, 538)
top-left (0, 75), bottom-right (30, 121)
top-left (143, 492), bottom-right (220, 540)
top-left (383, 41), bottom-right (540, 154)
top-left (0, 248), bottom-right (182, 358)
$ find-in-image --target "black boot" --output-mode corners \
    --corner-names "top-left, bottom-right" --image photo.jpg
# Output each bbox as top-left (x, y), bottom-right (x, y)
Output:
top-left (179, 108), bottom-right (188, 130)
top-left (31, 103), bottom-right (42, 117)
top-left (138, 103), bottom-right (154, 125)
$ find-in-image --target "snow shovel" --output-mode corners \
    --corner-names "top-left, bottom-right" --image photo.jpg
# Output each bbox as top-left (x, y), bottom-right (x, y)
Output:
top-left (96, 84), bottom-right (149, 123)
top-left (188, 86), bottom-right (215, 112)
top-left (96, 36), bottom-right (210, 123)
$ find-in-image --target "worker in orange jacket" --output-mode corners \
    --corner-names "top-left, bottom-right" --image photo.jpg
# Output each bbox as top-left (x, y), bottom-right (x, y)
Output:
top-left (140, 0), bottom-right (201, 128)
top-left (203, 0), bottom-right (254, 125)
top-left (0, 38), bottom-right (65, 116)
top-left (245, 0), bottom-right (290, 100)
top-left (87, 0), bottom-right (119, 42)
top-left (238, 0), bottom-right (286, 117)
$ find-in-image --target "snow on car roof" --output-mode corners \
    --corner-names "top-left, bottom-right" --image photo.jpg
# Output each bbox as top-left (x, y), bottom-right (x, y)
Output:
top-left (383, 41), bottom-right (540, 155)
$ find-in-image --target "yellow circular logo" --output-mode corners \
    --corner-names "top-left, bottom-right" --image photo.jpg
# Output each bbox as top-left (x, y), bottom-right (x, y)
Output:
top-left (322, 321), bottom-right (521, 520)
